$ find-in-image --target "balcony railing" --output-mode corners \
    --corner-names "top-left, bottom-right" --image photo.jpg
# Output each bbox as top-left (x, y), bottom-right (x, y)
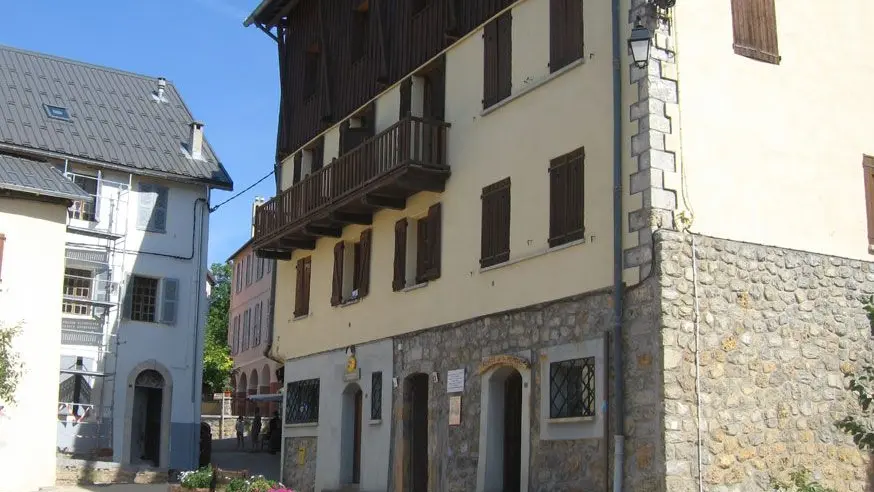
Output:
top-left (61, 317), bottom-right (104, 346)
top-left (254, 116), bottom-right (450, 250)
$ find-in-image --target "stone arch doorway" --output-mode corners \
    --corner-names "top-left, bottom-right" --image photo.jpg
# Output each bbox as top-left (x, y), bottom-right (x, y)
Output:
top-left (404, 373), bottom-right (429, 492)
top-left (123, 361), bottom-right (172, 469)
top-left (340, 383), bottom-right (363, 485)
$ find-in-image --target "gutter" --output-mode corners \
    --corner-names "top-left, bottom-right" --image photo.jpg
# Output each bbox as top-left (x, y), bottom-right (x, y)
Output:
top-left (610, 0), bottom-right (626, 488)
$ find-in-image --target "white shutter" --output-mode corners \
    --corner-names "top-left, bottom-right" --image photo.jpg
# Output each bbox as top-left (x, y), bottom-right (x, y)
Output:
top-left (136, 184), bottom-right (155, 230)
top-left (160, 277), bottom-right (179, 324)
top-left (122, 274), bottom-right (133, 319)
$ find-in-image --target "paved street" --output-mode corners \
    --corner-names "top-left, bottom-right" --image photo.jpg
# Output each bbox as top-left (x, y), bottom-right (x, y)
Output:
top-left (210, 437), bottom-right (281, 481)
top-left (42, 486), bottom-right (167, 492)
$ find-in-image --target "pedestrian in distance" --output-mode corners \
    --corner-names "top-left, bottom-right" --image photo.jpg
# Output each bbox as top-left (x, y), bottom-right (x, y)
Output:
top-left (250, 407), bottom-right (262, 451)
top-left (235, 415), bottom-right (245, 450)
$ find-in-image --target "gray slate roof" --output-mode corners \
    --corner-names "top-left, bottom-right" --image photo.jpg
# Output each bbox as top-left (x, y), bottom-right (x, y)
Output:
top-left (0, 153), bottom-right (91, 201)
top-left (0, 45), bottom-right (233, 190)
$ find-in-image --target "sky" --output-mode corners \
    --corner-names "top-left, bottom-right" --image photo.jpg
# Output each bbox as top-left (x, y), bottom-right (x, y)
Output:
top-left (1, 0), bottom-right (280, 266)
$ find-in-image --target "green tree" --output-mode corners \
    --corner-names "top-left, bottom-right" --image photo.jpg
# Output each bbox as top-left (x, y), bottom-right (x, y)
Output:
top-left (0, 322), bottom-right (24, 404)
top-left (202, 263), bottom-right (233, 394)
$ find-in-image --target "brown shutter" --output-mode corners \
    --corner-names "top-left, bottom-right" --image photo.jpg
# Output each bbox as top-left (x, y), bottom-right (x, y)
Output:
top-left (549, 0), bottom-right (563, 71)
top-left (497, 11), bottom-right (512, 101)
top-left (483, 17), bottom-right (498, 108)
top-left (358, 229), bottom-right (372, 298)
top-left (550, 0), bottom-right (584, 72)
top-left (423, 203), bottom-right (442, 281)
top-left (331, 241), bottom-right (345, 306)
top-left (302, 258), bottom-right (311, 315)
top-left (294, 258), bottom-right (304, 317)
top-left (393, 218), bottom-right (408, 291)
top-left (399, 79), bottom-right (412, 118)
top-left (480, 178), bottom-right (511, 268)
top-left (864, 156), bottom-right (874, 244)
top-left (730, 0), bottom-right (780, 64)
top-left (549, 147), bottom-right (586, 247)
top-left (415, 218), bottom-right (428, 284)
top-left (293, 152), bottom-right (302, 184)
top-left (0, 233), bottom-right (5, 282)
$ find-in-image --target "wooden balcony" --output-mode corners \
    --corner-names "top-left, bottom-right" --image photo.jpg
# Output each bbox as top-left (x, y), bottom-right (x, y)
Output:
top-left (254, 116), bottom-right (450, 259)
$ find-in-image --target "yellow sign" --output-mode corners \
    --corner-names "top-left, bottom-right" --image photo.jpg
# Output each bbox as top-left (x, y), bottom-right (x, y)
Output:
top-left (297, 446), bottom-right (306, 466)
top-left (346, 354), bottom-right (357, 373)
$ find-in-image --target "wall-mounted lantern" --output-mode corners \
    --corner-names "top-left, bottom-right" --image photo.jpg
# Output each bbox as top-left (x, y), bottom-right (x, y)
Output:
top-left (628, 18), bottom-right (653, 69)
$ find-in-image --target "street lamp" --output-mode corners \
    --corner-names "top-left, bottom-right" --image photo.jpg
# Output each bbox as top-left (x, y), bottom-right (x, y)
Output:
top-left (628, 18), bottom-right (653, 69)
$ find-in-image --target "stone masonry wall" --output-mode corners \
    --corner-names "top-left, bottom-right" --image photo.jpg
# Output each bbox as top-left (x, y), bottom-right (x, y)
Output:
top-left (388, 278), bottom-right (665, 492)
top-left (656, 230), bottom-right (874, 491)
top-left (283, 436), bottom-right (317, 492)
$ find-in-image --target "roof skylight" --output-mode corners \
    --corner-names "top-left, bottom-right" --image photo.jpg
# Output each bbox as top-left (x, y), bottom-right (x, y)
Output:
top-left (44, 104), bottom-right (71, 121)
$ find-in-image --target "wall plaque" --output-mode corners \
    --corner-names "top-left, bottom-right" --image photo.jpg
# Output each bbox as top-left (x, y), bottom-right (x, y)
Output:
top-left (449, 396), bottom-right (462, 426)
top-left (446, 368), bottom-right (465, 393)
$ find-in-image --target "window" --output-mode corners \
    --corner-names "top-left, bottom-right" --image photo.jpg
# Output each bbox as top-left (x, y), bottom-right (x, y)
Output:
top-left (549, 0), bottom-right (584, 72)
top-left (245, 254), bottom-right (252, 286)
top-left (252, 303), bottom-right (261, 346)
top-left (231, 315), bottom-right (240, 355)
top-left (304, 44), bottom-right (321, 99)
top-left (371, 371), bottom-right (383, 420)
top-left (58, 356), bottom-right (93, 420)
top-left (242, 308), bottom-right (251, 350)
top-left (730, 0), bottom-right (780, 64)
top-left (44, 104), bottom-right (71, 121)
top-left (308, 138), bottom-right (325, 174)
top-left (393, 203), bottom-right (442, 291)
top-left (285, 378), bottom-right (320, 424)
top-left (331, 229), bottom-right (372, 306)
top-left (863, 156), bottom-right (874, 247)
top-left (62, 268), bottom-right (94, 316)
top-left (549, 147), bottom-right (585, 247)
top-left (480, 178), bottom-right (511, 268)
top-left (124, 275), bottom-right (178, 324)
top-left (483, 11), bottom-right (512, 109)
top-left (549, 356), bottom-right (595, 419)
top-left (235, 261), bottom-right (243, 293)
top-left (69, 174), bottom-right (98, 222)
top-left (0, 233), bottom-right (5, 282)
top-left (267, 259), bottom-right (273, 274)
top-left (256, 257), bottom-right (265, 281)
top-left (295, 257), bottom-right (312, 317)
top-left (350, 5), bottom-right (370, 62)
top-left (136, 183), bottom-right (169, 233)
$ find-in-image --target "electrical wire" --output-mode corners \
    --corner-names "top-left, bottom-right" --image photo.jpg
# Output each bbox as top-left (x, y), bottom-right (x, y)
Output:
top-left (209, 169), bottom-right (275, 213)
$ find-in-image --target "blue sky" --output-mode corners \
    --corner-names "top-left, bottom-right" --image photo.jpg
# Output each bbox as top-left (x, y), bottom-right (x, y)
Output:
top-left (1, 0), bottom-right (279, 266)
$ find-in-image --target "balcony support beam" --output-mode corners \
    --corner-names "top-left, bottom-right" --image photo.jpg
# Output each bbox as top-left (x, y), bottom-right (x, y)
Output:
top-left (255, 249), bottom-right (293, 261)
top-left (363, 194), bottom-right (406, 210)
top-left (330, 212), bottom-right (373, 225)
top-left (305, 225), bottom-right (343, 238)
top-left (279, 238), bottom-right (317, 250)
top-left (398, 173), bottom-right (448, 193)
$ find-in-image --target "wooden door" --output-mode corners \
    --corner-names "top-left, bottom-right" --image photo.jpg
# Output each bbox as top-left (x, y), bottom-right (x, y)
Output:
top-left (353, 389), bottom-right (363, 484)
top-left (409, 374), bottom-right (429, 492)
top-left (503, 371), bottom-right (522, 492)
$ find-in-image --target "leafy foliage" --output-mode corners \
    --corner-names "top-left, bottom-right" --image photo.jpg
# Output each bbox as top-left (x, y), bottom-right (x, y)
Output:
top-left (179, 466), bottom-right (213, 489)
top-left (770, 469), bottom-right (837, 492)
top-left (0, 322), bottom-right (23, 404)
top-left (834, 364), bottom-right (874, 450)
top-left (225, 475), bottom-right (289, 492)
top-left (202, 263), bottom-right (233, 395)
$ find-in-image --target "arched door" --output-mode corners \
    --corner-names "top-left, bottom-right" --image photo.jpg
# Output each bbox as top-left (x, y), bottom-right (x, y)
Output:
top-left (131, 369), bottom-right (164, 467)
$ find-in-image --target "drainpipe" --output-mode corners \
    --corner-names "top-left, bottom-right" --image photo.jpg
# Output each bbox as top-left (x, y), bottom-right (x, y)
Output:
top-left (610, 0), bottom-right (626, 488)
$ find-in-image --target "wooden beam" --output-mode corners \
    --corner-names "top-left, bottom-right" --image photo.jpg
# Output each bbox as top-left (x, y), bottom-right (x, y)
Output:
top-left (317, 1), bottom-right (334, 121)
top-left (330, 211), bottom-right (373, 225)
top-left (373, 0), bottom-right (390, 83)
top-left (363, 194), bottom-right (406, 210)
top-left (305, 225), bottom-right (343, 238)
top-left (279, 238), bottom-right (317, 250)
top-left (255, 249), bottom-right (293, 261)
top-left (267, 0), bottom-right (298, 28)
top-left (398, 171), bottom-right (449, 193)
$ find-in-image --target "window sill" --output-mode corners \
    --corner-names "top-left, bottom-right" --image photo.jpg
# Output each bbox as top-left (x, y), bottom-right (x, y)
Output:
top-left (401, 282), bottom-right (428, 293)
top-left (480, 57), bottom-right (585, 118)
top-left (293, 314), bottom-right (310, 322)
top-left (284, 422), bottom-right (318, 429)
top-left (547, 416), bottom-right (595, 424)
top-left (368, 419), bottom-right (382, 426)
top-left (479, 238), bottom-right (586, 274)
top-left (339, 297), bottom-right (362, 308)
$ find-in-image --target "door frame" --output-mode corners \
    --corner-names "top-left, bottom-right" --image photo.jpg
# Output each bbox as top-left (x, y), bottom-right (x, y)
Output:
top-left (122, 360), bottom-right (173, 469)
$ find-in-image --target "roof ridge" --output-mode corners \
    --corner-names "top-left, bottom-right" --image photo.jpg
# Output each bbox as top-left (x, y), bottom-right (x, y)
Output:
top-left (0, 43), bottom-right (171, 85)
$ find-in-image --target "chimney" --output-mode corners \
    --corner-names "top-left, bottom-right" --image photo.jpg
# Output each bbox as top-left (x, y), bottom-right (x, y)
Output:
top-left (251, 196), bottom-right (265, 238)
top-left (188, 121), bottom-right (204, 160)
top-left (156, 77), bottom-right (167, 100)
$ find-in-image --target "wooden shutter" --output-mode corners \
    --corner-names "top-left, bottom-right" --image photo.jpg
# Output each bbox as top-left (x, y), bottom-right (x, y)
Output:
top-left (730, 0), bottom-right (780, 64)
top-left (358, 229), bottom-right (372, 297)
top-left (122, 274), bottom-right (133, 319)
top-left (483, 17), bottom-right (499, 108)
top-left (864, 156), bottom-right (874, 244)
top-left (399, 79), bottom-right (412, 118)
top-left (393, 219), bottom-right (408, 291)
top-left (0, 233), bottom-right (5, 282)
top-left (497, 12), bottom-right (512, 101)
top-left (480, 178), bottom-right (511, 268)
top-left (423, 203), bottom-right (442, 281)
top-left (302, 258), bottom-right (311, 315)
top-left (415, 218), bottom-right (429, 283)
top-left (331, 241), bottom-right (345, 306)
top-left (549, 147), bottom-right (585, 247)
top-left (312, 137), bottom-right (325, 172)
top-left (293, 153), bottom-right (302, 184)
top-left (550, 0), bottom-right (584, 72)
top-left (160, 278), bottom-right (178, 324)
top-left (294, 258), bottom-right (307, 317)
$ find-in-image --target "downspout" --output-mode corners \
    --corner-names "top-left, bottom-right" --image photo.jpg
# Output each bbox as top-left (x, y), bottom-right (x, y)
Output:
top-left (610, 0), bottom-right (626, 489)
top-left (191, 190), bottom-right (208, 468)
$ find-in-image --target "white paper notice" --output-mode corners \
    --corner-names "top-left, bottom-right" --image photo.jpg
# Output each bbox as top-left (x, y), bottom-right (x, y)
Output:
top-left (446, 368), bottom-right (465, 393)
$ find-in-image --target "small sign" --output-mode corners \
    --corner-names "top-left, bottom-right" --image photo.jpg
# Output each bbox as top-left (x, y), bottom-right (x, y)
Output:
top-left (297, 446), bottom-right (306, 465)
top-left (449, 396), bottom-right (462, 426)
top-left (446, 368), bottom-right (465, 393)
top-left (343, 354), bottom-right (361, 381)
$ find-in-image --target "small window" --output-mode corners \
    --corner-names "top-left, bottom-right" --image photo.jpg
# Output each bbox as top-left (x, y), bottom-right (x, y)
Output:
top-left (304, 44), bottom-right (321, 99)
top-left (483, 11), bottom-right (512, 109)
top-left (295, 257), bottom-right (312, 317)
top-left (245, 254), bottom-right (253, 286)
top-left (331, 229), bottom-right (372, 305)
top-left (45, 104), bottom-right (71, 121)
top-left (130, 276), bottom-right (159, 322)
top-left (371, 371), bottom-right (383, 420)
top-left (549, 147), bottom-right (585, 247)
top-left (549, 0), bottom-right (584, 72)
top-left (392, 204), bottom-right (442, 290)
top-left (256, 257), bottom-right (264, 281)
top-left (136, 183), bottom-right (169, 233)
top-left (235, 261), bottom-right (243, 293)
top-left (730, 0), bottom-right (780, 64)
top-left (68, 175), bottom-right (98, 222)
top-left (480, 178), bottom-right (511, 268)
top-left (285, 378), bottom-right (321, 424)
top-left (62, 268), bottom-right (94, 316)
top-left (242, 308), bottom-right (251, 350)
top-left (350, 5), bottom-right (370, 62)
top-left (549, 357), bottom-right (595, 419)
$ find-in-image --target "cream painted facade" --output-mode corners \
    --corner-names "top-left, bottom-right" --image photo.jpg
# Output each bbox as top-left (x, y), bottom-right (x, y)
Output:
top-left (0, 197), bottom-right (68, 492)
top-left (273, 0), bottom-right (619, 359)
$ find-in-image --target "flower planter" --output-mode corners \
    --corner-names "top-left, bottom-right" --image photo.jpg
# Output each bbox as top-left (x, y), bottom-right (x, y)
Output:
top-left (215, 468), bottom-right (249, 482)
top-left (168, 486), bottom-right (211, 492)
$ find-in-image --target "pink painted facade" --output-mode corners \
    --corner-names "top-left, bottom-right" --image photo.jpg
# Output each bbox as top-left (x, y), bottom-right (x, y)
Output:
top-left (227, 239), bottom-right (280, 416)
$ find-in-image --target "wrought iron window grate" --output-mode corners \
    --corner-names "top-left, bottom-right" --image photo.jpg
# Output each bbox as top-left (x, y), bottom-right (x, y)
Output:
top-left (285, 378), bottom-right (320, 424)
top-left (549, 356), bottom-right (595, 419)
top-left (371, 371), bottom-right (383, 420)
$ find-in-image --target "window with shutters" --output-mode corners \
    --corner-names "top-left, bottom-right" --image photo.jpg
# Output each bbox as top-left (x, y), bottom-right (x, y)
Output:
top-left (549, 147), bottom-right (585, 247)
top-left (295, 256), bottom-right (312, 317)
top-left (245, 308), bottom-right (252, 350)
top-left (863, 156), bottom-right (874, 249)
top-left (350, 3), bottom-right (370, 63)
top-left (303, 43), bottom-right (321, 100)
top-left (549, 0), bottom-right (584, 72)
top-left (62, 268), bottom-right (94, 316)
top-left (332, 229), bottom-right (373, 305)
top-left (235, 261), bottom-right (243, 293)
top-left (256, 257), bottom-right (264, 281)
top-left (136, 183), bottom-right (169, 233)
top-left (304, 137), bottom-right (325, 175)
top-left (730, 0), bottom-right (780, 64)
top-left (480, 178), bottom-right (511, 268)
top-left (129, 276), bottom-right (158, 322)
top-left (245, 254), bottom-right (253, 286)
top-left (233, 315), bottom-right (240, 354)
top-left (483, 11), bottom-right (512, 109)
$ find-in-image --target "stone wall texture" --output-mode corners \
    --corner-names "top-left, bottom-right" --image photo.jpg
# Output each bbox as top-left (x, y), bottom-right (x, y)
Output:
top-left (656, 230), bottom-right (874, 491)
top-left (387, 278), bottom-right (665, 492)
top-left (283, 436), bottom-right (317, 492)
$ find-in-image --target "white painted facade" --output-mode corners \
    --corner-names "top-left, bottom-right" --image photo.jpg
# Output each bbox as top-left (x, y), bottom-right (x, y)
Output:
top-left (56, 159), bottom-right (210, 471)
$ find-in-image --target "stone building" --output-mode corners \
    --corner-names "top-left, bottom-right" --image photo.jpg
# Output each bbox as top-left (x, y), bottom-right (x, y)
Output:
top-left (242, 0), bottom-right (874, 490)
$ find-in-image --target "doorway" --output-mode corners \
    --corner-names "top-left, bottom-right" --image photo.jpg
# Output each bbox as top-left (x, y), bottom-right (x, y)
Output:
top-left (405, 373), bottom-right (429, 492)
top-left (341, 384), bottom-right (364, 485)
top-left (502, 371), bottom-right (522, 491)
top-left (131, 369), bottom-right (164, 467)
top-left (479, 366), bottom-right (526, 492)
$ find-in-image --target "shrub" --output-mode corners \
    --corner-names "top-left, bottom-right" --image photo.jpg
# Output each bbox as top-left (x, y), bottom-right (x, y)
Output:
top-left (179, 466), bottom-right (213, 489)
